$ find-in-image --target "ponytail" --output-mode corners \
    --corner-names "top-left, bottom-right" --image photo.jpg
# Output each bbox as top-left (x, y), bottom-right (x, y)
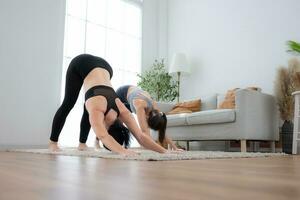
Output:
top-left (158, 113), bottom-right (167, 144)
top-left (148, 110), bottom-right (168, 146)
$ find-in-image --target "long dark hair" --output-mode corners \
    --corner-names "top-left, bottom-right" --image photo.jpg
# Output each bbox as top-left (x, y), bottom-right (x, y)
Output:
top-left (103, 120), bottom-right (131, 151)
top-left (147, 109), bottom-right (167, 145)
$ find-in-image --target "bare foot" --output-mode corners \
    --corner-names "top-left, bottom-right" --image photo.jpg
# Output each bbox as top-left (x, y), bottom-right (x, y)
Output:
top-left (78, 143), bottom-right (88, 151)
top-left (94, 139), bottom-right (101, 150)
top-left (49, 141), bottom-right (61, 152)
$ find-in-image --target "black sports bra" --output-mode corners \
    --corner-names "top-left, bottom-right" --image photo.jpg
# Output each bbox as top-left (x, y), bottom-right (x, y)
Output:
top-left (85, 85), bottom-right (120, 116)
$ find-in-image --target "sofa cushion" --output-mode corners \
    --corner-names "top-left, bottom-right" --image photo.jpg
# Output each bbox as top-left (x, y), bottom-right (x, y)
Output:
top-left (186, 109), bottom-right (236, 125)
top-left (201, 94), bottom-right (217, 110)
top-left (166, 113), bottom-right (188, 126)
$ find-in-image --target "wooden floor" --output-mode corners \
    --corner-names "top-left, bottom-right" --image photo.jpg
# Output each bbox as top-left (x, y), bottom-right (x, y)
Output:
top-left (0, 152), bottom-right (300, 200)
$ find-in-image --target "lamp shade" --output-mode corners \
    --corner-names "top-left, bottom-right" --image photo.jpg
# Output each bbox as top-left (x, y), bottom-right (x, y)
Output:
top-left (169, 53), bottom-right (190, 74)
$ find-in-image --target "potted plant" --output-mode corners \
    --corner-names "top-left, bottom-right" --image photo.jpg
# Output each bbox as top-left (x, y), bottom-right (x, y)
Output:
top-left (137, 59), bottom-right (178, 102)
top-left (274, 58), bottom-right (300, 153)
top-left (287, 40), bottom-right (300, 54)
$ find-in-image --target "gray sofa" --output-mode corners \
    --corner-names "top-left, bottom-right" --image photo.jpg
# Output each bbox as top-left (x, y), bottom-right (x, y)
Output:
top-left (155, 89), bottom-right (279, 152)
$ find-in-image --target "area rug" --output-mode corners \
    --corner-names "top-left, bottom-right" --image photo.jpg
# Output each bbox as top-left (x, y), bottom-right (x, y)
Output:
top-left (6, 148), bottom-right (286, 161)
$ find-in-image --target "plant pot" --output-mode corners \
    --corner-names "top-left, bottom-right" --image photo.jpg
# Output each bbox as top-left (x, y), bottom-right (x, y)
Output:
top-left (281, 120), bottom-right (294, 154)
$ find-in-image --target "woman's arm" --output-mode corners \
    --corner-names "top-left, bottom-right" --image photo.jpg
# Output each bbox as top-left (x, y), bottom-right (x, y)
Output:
top-left (133, 100), bottom-right (151, 136)
top-left (89, 109), bottom-right (136, 155)
top-left (152, 101), bottom-right (159, 110)
top-left (85, 96), bottom-right (136, 156)
top-left (165, 135), bottom-right (177, 149)
top-left (116, 99), bottom-right (167, 153)
top-left (121, 111), bottom-right (167, 153)
top-left (152, 101), bottom-right (183, 151)
top-left (164, 135), bottom-right (184, 151)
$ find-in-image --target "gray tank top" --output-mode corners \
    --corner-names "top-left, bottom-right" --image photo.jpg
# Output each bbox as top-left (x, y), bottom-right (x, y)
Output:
top-left (127, 87), bottom-right (153, 113)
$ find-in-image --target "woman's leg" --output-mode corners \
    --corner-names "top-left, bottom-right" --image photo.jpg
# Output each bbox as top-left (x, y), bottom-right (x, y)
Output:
top-left (78, 105), bottom-right (91, 150)
top-left (50, 68), bottom-right (83, 144)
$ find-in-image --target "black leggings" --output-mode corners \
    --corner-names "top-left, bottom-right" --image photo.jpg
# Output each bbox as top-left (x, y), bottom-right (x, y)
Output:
top-left (50, 66), bottom-right (91, 143)
top-left (115, 85), bottom-right (132, 111)
top-left (50, 54), bottom-right (112, 143)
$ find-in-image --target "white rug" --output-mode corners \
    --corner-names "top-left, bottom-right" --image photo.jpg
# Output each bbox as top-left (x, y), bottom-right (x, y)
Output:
top-left (6, 148), bottom-right (287, 161)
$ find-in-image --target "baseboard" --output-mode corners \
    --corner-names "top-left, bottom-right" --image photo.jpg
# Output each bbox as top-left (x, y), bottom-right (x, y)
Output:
top-left (228, 147), bottom-right (282, 153)
top-left (175, 141), bottom-right (283, 152)
top-left (177, 141), bottom-right (227, 151)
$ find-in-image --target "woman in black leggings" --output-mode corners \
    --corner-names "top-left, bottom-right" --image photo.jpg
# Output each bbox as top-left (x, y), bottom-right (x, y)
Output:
top-left (49, 54), bottom-right (167, 155)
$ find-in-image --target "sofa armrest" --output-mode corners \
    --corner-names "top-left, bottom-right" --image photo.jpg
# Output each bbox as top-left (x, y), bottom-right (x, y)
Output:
top-left (156, 102), bottom-right (175, 113)
top-left (235, 89), bottom-right (279, 140)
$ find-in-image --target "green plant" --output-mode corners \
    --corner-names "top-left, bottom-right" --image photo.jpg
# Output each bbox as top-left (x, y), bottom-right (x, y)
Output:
top-left (287, 40), bottom-right (300, 54)
top-left (137, 59), bottom-right (178, 102)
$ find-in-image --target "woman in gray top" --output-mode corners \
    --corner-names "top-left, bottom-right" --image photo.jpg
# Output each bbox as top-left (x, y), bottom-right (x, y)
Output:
top-left (80, 85), bottom-right (182, 150)
top-left (112, 85), bottom-right (182, 150)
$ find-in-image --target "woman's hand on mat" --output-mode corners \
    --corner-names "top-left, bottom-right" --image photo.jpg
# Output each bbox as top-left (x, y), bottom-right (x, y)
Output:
top-left (166, 144), bottom-right (184, 152)
top-left (173, 148), bottom-right (185, 152)
top-left (165, 150), bottom-right (183, 154)
top-left (121, 149), bottom-right (138, 156)
top-left (170, 145), bottom-right (185, 152)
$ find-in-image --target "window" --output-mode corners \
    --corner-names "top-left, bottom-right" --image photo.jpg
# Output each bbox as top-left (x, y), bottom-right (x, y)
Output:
top-left (60, 0), bottom-right (142, 147)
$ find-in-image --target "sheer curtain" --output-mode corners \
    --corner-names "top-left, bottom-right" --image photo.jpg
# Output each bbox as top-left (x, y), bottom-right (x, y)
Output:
top-left (60, 0), bottom-right (142, 147)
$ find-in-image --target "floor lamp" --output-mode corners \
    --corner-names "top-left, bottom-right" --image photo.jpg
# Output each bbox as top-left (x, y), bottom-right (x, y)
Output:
top-left (169, 53), bottom-right (190, 103)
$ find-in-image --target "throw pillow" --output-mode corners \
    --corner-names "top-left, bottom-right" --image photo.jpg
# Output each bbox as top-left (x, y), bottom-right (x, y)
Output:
top-left (218, 87), bottom-right (262, 109)
top-left (168, 107), bottom-right (193, 115)
top-left (168, 99), bottom-right (201, 115)
top-left (218, 88), bottom-right (239, 109)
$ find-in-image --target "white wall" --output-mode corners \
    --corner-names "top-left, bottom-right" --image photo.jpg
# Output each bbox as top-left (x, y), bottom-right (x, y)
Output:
top-left (141, 0), bottom-right (300, 151)
top-left (142, 0), bottom-right (168, 70)
top-left (0, 0), bottom-right (66, 148)
top-left (167, 0), bottom-right (300, 98)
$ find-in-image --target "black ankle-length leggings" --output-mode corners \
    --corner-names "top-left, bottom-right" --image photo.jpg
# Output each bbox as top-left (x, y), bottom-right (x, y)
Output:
top-left (50, 66), bottom-right (91, 143)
